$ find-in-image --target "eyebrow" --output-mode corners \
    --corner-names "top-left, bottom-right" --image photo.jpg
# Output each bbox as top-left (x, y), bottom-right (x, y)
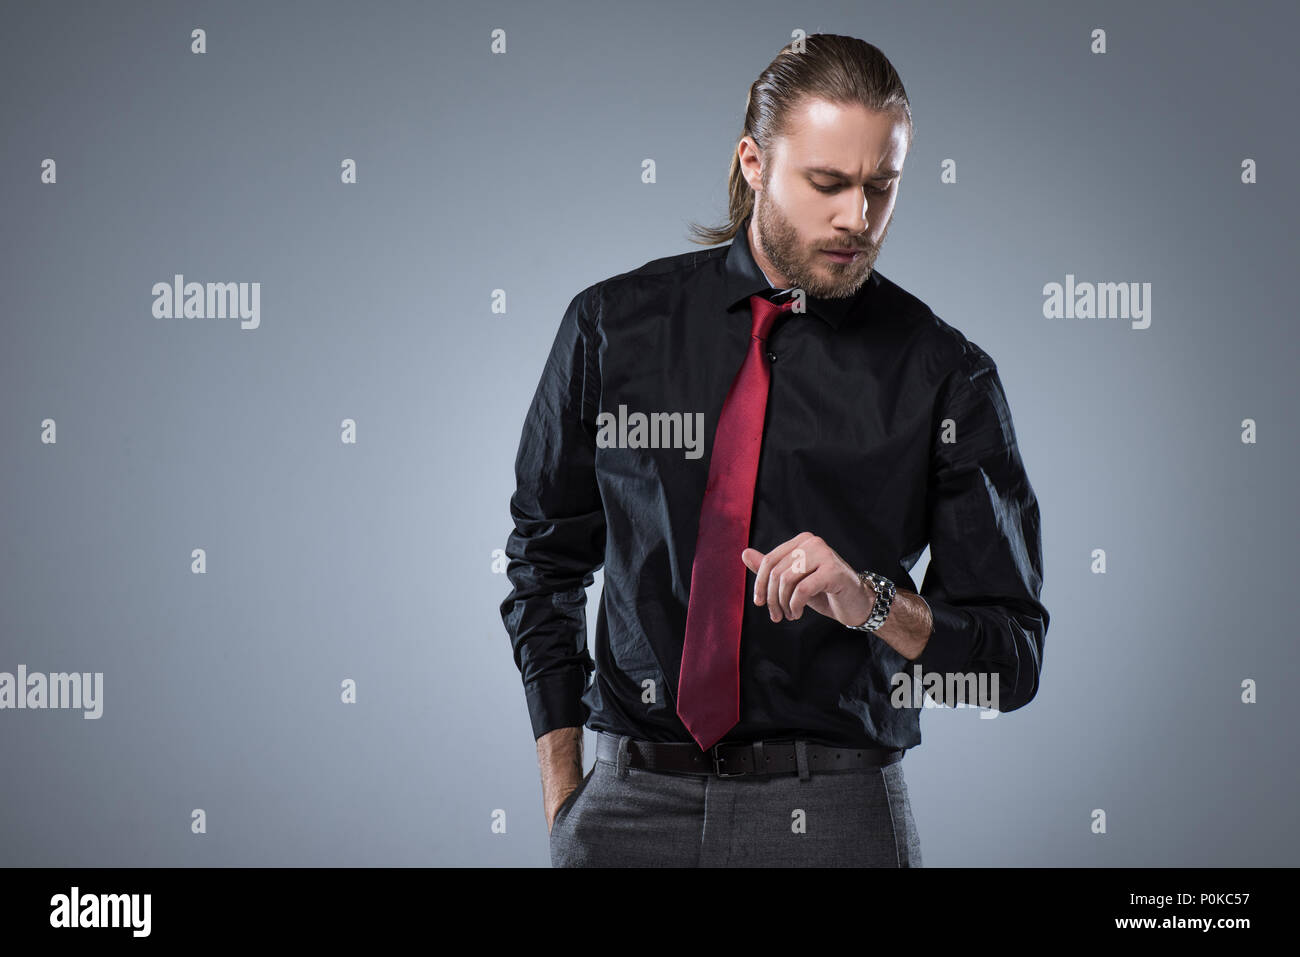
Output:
top-left (805, 166), bottom-right (900, 181)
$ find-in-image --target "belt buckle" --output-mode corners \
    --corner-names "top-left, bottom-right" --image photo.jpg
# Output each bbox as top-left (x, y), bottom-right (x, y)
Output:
top-left (711, 743), bottom-right (746, 777)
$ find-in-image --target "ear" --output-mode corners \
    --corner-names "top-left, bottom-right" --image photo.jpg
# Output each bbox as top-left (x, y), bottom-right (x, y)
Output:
top-left (737, 136), bottom-right (765, 193)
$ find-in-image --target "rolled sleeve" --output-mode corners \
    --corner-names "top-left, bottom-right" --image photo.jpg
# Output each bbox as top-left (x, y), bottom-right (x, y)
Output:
top-left (499, 287), bottom-right (606, 739)
top-left (911, 341), bottom-right (1049, 713)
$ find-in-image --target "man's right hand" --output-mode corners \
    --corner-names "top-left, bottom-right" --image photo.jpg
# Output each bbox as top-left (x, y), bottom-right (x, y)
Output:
top-left (537, 726), bottom-right (584, 833)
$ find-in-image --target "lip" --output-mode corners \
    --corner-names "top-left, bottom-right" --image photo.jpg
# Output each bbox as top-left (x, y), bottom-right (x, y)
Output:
top-left (821, 248), bottom-right (861, 262)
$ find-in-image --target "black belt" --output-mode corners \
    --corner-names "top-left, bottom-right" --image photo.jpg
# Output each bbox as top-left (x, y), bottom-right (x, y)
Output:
top-left (596, 731), bottom-right (904, 778)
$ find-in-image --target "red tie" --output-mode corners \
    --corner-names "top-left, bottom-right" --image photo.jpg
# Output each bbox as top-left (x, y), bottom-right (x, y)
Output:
top-left (677, 293), bottom-right (795, 751)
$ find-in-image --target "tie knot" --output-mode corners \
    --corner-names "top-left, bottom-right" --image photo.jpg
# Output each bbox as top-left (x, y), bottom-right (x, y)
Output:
top-left (748, 294), bottom-right (796, 341)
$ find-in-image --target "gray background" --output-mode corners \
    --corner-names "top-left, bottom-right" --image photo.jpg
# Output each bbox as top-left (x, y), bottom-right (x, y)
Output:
top-left (1, 0), bottom-right (1296, 866)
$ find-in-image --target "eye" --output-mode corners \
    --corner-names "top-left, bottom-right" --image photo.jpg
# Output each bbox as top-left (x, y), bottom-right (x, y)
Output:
top-left (812, 182), bottom-right (892, 195)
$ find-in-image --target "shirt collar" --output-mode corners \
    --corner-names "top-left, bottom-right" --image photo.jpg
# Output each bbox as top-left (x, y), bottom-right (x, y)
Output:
top-left (722, 214), bottom-right (877, 330)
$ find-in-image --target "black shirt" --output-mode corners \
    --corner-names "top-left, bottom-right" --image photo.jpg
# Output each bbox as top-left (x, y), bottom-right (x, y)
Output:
top-left (499, 215), bottom-right (1049, 749)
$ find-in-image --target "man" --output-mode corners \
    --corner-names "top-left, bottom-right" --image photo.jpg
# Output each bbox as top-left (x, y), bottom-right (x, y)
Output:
top-left (500, 34), bottom-right (1048, 867)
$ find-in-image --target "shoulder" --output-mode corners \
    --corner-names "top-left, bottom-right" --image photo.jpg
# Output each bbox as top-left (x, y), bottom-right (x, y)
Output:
top-left (577, 245), bottom-right (730, 321)
top-left (870, 269), bottom-right (998, 382)
top-left (603, 244), bottom-right (729, 289)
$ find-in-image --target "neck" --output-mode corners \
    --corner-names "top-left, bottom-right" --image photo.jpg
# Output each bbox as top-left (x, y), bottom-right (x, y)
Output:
top-left (747, 217), bottom-right (791, 289)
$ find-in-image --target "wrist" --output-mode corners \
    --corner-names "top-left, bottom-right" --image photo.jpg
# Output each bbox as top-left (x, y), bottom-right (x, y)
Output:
top-left (845, 570), bottom-right (896, 633)
top-left (855, 578), bottom-right (877, 627)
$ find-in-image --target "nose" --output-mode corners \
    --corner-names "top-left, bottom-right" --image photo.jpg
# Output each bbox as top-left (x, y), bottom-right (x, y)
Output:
top-left (838, 187), bottom-right (870, 234)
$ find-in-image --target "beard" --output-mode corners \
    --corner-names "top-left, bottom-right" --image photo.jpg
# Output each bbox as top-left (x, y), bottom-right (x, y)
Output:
top-left (752, 189), bottom-right (892, 299)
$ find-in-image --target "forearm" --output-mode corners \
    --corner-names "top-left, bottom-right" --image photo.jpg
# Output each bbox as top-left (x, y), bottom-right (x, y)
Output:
top-left (911, 598), bottom-right (1046, 711)
top-left (537, 725), bottom-right (584, 821)
top-left (867, 586), bottom-right (933, 662)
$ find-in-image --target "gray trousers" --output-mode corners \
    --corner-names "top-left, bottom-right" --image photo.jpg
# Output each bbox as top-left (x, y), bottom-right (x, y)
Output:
top-left (549, 733), bottom-right (922, 867)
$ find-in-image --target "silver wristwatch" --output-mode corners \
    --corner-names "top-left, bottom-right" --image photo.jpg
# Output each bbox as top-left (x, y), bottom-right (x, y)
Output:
top-left (846, 571), bottom-right (896, 632)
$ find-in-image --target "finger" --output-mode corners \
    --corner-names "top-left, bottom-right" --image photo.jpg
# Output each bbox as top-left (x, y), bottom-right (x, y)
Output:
top-left (771, 538), bottom-right (823, 619)
top-left (766, 553), bottom-right (790, 621)
top-left (754, 532), bottom-right (816, 607)
top-left (779, 552), bottom-right (821, 618)
top-left (768, 550), bottom-right (812, 622)
top-left (789, 566), bottom-right (832, 619)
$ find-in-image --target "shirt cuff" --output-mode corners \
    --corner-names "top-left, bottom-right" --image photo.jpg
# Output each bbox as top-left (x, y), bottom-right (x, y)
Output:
top-left (524, 669), bottom-right (589, 740)
top-left (908, 595), bottom-right (976, 677)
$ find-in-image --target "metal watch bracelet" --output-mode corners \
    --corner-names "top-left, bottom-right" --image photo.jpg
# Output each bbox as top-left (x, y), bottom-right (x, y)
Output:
top-left (846, 570), bottom-right (896, 632)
